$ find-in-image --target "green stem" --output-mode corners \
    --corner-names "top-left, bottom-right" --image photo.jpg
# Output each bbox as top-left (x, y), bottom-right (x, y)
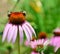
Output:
top-left (18, 27), bottom-right (20, 54)
top-left (11, 0), bottom-right (20, 11)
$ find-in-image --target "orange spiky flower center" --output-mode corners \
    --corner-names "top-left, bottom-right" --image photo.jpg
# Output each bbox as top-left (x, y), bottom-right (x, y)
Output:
top-left (54, 32), bottom-right (60, 36)
top-left (38, 32), bottom-right (47, 39)
top-left (8, 12), bottom-right (25, 25)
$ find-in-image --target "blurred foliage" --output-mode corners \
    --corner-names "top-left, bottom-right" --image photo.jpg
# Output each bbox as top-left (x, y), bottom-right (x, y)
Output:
top-left (0, 0), bottom-right (60, 54)
top-left (44, 46), bottom-right (54, 54)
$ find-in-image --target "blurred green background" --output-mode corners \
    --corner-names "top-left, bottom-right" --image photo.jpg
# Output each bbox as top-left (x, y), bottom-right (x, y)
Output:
top-left (0, 0), bottom-right (60, 54)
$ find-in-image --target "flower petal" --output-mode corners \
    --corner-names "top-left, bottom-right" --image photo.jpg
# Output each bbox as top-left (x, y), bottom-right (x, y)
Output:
top-left (19, 25), bottom-right (23, 44)
top-left (2, 23), bottom-right (12, 42)
top-left (22, 24), bottom-right (30, 41)
top-left (24, 40), bottom-right (30, 46)
top-left (53, 37), bottom-right (60, 47)
top-left (54, 47), bottom-right (59, 52)
top-left (24, 24), bottom-right (32, 39)
top-left (41, 39), bottom-right (44, 44)
top-left (44, 39), bottom-right (50, 46)
top-left (50, 37), bottom-right (54, 46)
top-left (30, 40), bottom-right (37, 49)
top-left (37, 39), bottom-right (43, 45)
top-left (41, 51), bottom-right (44, 54)
top-left (12, 26), bottom-right (17, 43)
top-left (25, 21), bottom-right (36, 36)
top-left (7, 25), bottom-right (16, 43)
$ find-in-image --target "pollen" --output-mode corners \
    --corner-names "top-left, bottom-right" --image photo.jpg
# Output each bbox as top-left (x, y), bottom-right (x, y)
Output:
top-left (9, 12), bottom-right (25, 25)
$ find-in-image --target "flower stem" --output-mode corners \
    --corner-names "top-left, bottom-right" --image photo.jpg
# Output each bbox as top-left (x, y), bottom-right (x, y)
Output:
top-left (11, 0), bottom-right (20, 11)
top-left (18, 27), bottom-right (20, 54)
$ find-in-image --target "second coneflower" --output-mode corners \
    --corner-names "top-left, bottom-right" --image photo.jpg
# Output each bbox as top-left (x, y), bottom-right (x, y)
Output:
top-left (50, 28), bottom-right (60, 52)
top-left (37, 32), bottom-right (49, 54)
top-left (37, 32), bottom-right (49, 46)
top-left (2, 11), bottom-right (36, 43)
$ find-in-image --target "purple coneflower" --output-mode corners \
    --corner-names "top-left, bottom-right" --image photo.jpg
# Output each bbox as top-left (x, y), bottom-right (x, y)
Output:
top-left (50, 28), bottom-right (60, 52)
top-left (37, 32), bottom-right (49, 47)
top-left (2, 11), bottom-right (36, 43)
top-left (37, 32), bottom-right (49, 54)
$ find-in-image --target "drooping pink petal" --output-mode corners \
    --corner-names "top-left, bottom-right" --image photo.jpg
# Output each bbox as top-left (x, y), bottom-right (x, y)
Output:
top-left (50, 37), bottom-right (58, 46)
top-left (54, 47), bottom-right (59, 52)
top-left (50, 37), bottom-right (55, 46)
top-left (2, 23), bottom-right (12, 42)
top-left (12, 26), bottom-right (17, 43)
top-left (30, 40), bottom-right (37, 49)
top-left (41, 39), bottom-right (45, 44)
top-left (19, 25), bottom-right (23, 44)
top-left (56, 37), bottom-right (60, 47)
top-left (7, 25), bottom-right (16, 43)
top-left (24, 24), bottom-right (32, 39)
top-left (37, 39), bottom-right (43, 45)
top-left (54, 37), bottom-right (60, 47)
top-left (43, 39), bottom-right (50, 46)
top-left (25, 21), bottom-right (36, 36)
top-left (50, 37), bottom-right (60, 52)
top-left (22, 24), bottom-right (30, 41)
top-left (53, 37), bottom-right (58, 46)
top-left (24, 40), bottom-right (30, 46)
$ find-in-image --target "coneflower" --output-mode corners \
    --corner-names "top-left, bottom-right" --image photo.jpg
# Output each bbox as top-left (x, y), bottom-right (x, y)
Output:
top-left (37, 32), bottom-right (49, 54)
top-left (50, 28), bottom-right (60, 52)
top-left (2, 11), bottom-right (36, 44)
top-left (37, 32), bottom-right (49, 47)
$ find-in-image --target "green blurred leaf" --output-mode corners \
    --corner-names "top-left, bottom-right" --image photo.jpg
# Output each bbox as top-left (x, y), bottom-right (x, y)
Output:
top-left (44, 46), bottom-right (54, 54)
